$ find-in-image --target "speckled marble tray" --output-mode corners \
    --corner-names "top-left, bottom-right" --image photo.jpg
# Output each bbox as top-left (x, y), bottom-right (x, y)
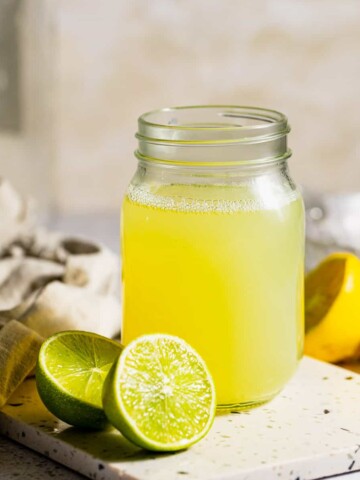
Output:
top-left (0, 357), bottom-right (359, 480)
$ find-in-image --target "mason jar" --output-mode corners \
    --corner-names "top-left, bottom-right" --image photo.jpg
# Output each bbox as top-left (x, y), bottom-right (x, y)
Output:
top-left (121, 106), bottom-right (304, 410)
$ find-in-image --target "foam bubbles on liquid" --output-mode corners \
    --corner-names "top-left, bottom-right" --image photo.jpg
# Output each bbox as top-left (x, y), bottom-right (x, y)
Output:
top-left (127, 184), bottom-right (299, 214)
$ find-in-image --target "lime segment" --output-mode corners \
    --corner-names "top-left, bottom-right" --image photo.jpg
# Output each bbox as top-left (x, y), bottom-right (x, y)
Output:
top-left (36, 331), bottom-right (122, 428)
top-left (102, 334), bottom-right (216, 451)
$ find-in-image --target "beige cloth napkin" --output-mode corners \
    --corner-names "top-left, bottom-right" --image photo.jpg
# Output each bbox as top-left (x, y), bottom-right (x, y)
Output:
top-left (0, 178), bottom-right (121, 407)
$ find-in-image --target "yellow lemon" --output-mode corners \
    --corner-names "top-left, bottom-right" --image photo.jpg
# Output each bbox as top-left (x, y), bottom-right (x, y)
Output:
top-left (305, 252), bottom-right (360, 363)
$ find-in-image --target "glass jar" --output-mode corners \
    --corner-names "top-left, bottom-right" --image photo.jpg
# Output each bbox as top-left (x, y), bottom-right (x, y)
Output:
top-left (121, 106), bottom-right (304, 410)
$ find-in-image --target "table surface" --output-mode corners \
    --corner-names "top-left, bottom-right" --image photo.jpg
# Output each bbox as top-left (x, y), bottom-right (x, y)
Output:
top-left (1, 357), bottom-right (360, 480)
top-left (1, 435), bottom-right (360, 480)
top-left (1, 213), bottom-right (360, 479)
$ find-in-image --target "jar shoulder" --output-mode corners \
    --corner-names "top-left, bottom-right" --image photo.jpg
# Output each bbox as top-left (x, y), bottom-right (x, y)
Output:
top-left (125, 163), bottom-right (302, 210)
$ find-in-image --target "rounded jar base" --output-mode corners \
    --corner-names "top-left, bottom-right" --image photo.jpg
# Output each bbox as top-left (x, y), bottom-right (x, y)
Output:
top-left (216, 391), bottom-right (280, 412)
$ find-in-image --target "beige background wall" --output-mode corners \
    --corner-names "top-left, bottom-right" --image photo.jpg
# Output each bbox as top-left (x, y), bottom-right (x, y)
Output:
top-left (1, 0), bottom-right (360, 213)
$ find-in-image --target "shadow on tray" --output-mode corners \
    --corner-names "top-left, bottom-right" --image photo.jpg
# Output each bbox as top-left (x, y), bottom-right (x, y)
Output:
top-left (57, 426), bottom-right (176, 463)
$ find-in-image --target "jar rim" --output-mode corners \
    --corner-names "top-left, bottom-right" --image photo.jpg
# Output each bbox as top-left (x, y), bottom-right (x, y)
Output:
top-left (136, 105), bottom-right (291, 166)
top-left (137, 105), bottom-right (290, 144)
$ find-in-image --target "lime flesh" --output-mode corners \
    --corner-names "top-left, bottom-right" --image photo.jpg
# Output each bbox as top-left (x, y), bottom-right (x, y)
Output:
top-left (36, 331), bottom-right (122, 428)
top-left (102, 334), bottom-right (216, 451)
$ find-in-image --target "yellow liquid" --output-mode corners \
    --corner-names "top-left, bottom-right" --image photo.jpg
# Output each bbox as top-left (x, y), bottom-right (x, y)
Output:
top-left (121, 183), bottom-right (304, 408)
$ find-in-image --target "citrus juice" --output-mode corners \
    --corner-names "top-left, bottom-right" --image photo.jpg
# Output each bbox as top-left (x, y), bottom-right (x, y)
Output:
top-left (121, 182), bottom-right (304, 408)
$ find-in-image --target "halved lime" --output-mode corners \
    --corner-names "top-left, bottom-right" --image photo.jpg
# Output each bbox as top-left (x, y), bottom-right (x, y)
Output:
top-left (36, 331), bottom-right (122, 429)
top-left (102, 334), bottom-right (216, 451)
